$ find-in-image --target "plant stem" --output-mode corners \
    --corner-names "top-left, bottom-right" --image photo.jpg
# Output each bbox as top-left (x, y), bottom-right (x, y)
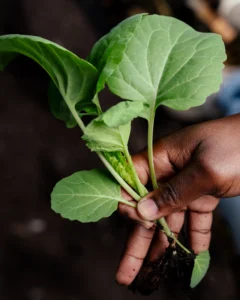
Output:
top-left (68, 103), bottom-right (87, 133)
top-left (68, 104), bottom-right (141, 201)
top-left (118, 198), bottom-right (137, 208)
top-left (147, 109), bottom-right (190, 254)
top-left (124, 146), bottom-right (148, 198)
top-left (156, 219), bottom-right (190, 253)
top-left (157, 218), bottom-right (172, 236)
top-left (174, 238), bottom-right (191, 254)
top-left (148, 109), bottom-right (158, 190)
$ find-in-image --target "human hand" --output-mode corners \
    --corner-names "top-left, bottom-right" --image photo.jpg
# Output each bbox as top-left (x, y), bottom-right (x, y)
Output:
top-left (116, 113), bottom-right (240, 285)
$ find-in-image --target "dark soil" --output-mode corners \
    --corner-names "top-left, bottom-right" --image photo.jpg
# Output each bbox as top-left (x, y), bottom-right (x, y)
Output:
top-left (130, 241), bottom-right (195, 296)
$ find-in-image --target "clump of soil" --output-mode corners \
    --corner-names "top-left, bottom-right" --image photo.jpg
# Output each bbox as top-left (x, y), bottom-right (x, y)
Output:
top-left (129, 242), bottom-right (195, 295)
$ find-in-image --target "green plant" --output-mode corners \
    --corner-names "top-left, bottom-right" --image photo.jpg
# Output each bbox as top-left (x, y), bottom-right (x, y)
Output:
top-left (0, 14), bottom-right (226, 289)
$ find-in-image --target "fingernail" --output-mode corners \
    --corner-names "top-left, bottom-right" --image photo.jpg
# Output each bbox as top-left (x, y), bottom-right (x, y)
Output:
top-left (137, 199), bottom-right (158, 220)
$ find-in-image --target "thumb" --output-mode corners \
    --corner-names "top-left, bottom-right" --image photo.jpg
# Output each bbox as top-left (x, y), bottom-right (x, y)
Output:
top-left (137, 160), bottom-right (213, 221)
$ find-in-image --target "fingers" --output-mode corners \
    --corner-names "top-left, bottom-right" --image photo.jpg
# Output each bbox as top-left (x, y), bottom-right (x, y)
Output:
top-left (116, 224), bottom-right (155, 285)
top-left (188, 196), bottom-right (219, 254)
top-left (137, 160), bottom-right (215, 221)
top-left (148, 211), bottom-right (185, 262)
top-left (188, 210), bottom-right (212, 254)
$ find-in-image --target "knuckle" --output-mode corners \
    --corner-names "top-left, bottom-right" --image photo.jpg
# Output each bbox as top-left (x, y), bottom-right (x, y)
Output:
top-left (196, 156), bottom-right (222, 189)
top-left (158, 183), bottom-right (181, 208)
top-left (190, 228), bottom-right (211, 235)
top-left (125, 253), bottom-right (144, 261)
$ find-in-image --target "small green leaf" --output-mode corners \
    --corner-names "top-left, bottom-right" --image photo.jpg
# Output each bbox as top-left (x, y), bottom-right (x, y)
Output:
top-left (76, 102), bottom-right (99, 117)
top-left (82, 119), bottom-right (130, 152)
top-left (51, 169), bottom-right (133, 222)
top-left (0, 34), bottom-right (98, 125)
top-left (190, 251), bottom-right (210, 288)
top-left (99, 101), bottom-right (146, 127)
top-left (92, 94), bottom-right (102, 115)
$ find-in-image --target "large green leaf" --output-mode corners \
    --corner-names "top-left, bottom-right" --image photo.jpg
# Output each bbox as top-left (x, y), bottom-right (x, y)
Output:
top-left (0, 34), bottom-right (98, 126)
top-left (51, 169), bottom-right (134, 222)
top-left (190, 250), bottom-right (210, 288)
top-left (88, 14), bottom-right (226, 118)
top-left (87, 14), bottom-right (145, 93)
top-left (82, 119), bottom-right (131, 152)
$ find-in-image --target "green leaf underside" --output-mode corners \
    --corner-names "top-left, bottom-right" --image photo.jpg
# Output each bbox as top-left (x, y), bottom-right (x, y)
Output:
top-left (48, 80), bottom-right (99, 128)
top-left (190, 251), bottom-right (210, 288)
top-left (51, 169), bottom-right (130, 222)
top-left (48, 80), bottom-right (77, 128)
top-left (88, 14), bottom-right (226, 118)
top-left (99, 101), bottom-right (146, 127)
top-left (104, 151), bottom-right (137, 190)
top-left (82, 120), bottom-right (131, 152)
top-left (0, 34), bottom-right (98, 126)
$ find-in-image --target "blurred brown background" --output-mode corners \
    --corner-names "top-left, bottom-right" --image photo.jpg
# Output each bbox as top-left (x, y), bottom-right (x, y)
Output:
top-left (0, 1), bottom-right (240, 299)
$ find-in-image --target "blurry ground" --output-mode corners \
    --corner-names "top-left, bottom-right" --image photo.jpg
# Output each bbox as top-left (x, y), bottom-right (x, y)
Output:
top-left (0, 0), bottom-right (240, 299)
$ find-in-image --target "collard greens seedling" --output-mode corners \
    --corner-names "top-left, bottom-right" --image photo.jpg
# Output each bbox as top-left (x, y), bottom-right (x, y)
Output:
top-left (0, 14), bottom-right (226, 290)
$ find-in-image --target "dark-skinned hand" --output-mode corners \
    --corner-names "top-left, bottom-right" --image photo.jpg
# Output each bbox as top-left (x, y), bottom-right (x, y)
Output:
top-left (116, 113), bottom-right (240, 285)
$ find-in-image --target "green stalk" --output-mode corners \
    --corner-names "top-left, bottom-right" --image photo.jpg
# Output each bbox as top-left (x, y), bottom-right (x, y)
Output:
top-left (157, 217), bottom-right (171, 237)
top-left (117, 198), bottom-right (137, 208)
top-left (174, 237), bottom-right (191, 254)
top-left (148, 109), bottom-right (158, 189)
top-left (68, 103), bottom-right (87, 133)
top-left (148, 108), bottom-right (190, 254)
top-left (123, 145), bottom-right (148, 197)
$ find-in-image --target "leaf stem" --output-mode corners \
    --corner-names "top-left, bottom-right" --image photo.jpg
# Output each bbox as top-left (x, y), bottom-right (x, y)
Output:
top-left (123, 146), bottom-right (148, 198)
top-left (68, 103), bottom-right (86, 132)
top-left (156, 219), bottom-right (190, 254)
top-left (118, 198), bottom-right (137, 208)
top-left (157, 217), bottom-right (172, 236)
top-left (174, 238), bottom-right (191, 254)
top-left (148, 109), bottom-right (158, 190)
